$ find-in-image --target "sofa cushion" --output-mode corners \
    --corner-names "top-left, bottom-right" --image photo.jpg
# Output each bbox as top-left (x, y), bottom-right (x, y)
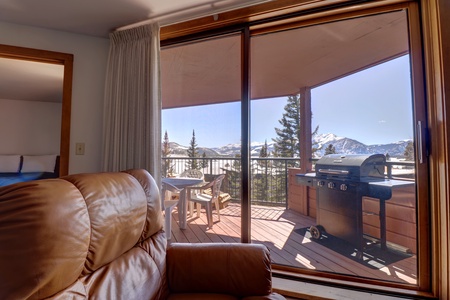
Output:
top-left (0, 169), bottom-right (166, 300)
top-left (62, 172), bottom-right (149, 275)
top-left (0, 179), bottom-right (90, 299)
top-left (123, 169), bottom-right (164, 240)
top-left (167, 243), bottom-right (272, 298)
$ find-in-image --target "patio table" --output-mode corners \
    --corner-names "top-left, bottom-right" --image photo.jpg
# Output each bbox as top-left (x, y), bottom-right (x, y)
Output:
top-left (162, 177), bottom-right (203, 230)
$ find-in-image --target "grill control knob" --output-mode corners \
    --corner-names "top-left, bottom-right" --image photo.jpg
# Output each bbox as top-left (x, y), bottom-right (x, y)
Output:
top-left (340, 184), bottom-right (348, 191)
top-left (317, 181), bottom-right (325, 187)
top-left (327, 182), bottom-right (336, 189)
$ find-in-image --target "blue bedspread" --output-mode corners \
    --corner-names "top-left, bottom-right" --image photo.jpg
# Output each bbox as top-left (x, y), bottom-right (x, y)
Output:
top-left (0, 173), bottom-right (57, 187)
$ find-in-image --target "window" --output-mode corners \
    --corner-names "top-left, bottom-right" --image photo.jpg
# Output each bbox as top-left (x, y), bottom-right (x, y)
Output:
top-left (161, 1), bottom-right (430, 294)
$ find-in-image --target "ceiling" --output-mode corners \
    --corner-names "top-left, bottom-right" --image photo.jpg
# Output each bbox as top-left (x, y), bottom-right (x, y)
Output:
top-left (162, 10), bottom-right (409, 108)
top-left (0, 0), bottom-right (272, 103)
top-left (0, 0), bottom-right (273, 38)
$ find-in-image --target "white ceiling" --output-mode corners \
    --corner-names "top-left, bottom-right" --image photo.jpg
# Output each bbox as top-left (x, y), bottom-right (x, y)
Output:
top-left (0, 0), bottom-right (272, 103)
top-left (0, 0), bottom-right (273, 38)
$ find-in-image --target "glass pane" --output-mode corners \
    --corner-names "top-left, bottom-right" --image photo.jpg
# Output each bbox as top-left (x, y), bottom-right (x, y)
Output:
top-left (250, 10), bottom-right (418, 285)
top-left (161, 34), bottom-right (242, 242)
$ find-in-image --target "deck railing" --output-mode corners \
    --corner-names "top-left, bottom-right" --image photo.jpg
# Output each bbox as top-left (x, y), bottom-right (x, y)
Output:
top-left (162, 157), bottom-right (299, 206)
top-left (162, 157), bottom-right (415, 206)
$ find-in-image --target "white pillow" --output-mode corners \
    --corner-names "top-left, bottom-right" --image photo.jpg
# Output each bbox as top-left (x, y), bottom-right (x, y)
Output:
top-left (0, 155), bottom-right (21, 173)
top-left (21, 155), bottom-right (57, 173)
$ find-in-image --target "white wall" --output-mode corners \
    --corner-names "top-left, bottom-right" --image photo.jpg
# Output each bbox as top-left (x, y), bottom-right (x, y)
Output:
top-left (0, 99), bottom-right (61, 155)
top-left (0, 21), bottom-right (110, 174)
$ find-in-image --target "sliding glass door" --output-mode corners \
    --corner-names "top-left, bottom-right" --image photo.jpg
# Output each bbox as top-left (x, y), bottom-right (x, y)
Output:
top-left (161, 34), bottom-right (243, 242)
top-left (249, 8), bottom-right (427, 285)
top-left (161, 1), bottom-right (430, 291)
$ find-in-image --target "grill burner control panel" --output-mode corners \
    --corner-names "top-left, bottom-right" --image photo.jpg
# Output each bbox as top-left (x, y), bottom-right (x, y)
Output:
top-left (318, 180), bottom-right (348, 191)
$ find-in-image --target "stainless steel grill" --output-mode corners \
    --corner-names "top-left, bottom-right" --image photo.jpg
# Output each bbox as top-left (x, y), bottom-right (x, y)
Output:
top-left (296, 154), bottom-right (401, 257)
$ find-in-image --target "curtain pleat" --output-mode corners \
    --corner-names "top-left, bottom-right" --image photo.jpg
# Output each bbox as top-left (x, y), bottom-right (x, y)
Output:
top-left (102, 23), bottom-right (161, 185)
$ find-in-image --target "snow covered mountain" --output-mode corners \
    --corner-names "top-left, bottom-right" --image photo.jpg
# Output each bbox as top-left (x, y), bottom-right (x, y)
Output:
top-left (312, 133), bottom-right (411, 157)
top-left (166, 133), bottom-right (412, 158)
top-left (167, 142), bottom-right (221, 157)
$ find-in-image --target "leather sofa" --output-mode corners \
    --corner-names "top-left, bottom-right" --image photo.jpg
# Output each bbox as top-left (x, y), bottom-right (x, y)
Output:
top-left (0, 169), bottom-right (285, 300)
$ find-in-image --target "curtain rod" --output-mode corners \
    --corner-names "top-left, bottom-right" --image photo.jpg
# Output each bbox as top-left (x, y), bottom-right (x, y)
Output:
top-left (115, 0), bottom-right (274, 31)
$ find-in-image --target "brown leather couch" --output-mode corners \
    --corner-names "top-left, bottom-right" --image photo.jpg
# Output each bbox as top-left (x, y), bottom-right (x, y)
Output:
top-left (0, 169), bottom-right (285, 300)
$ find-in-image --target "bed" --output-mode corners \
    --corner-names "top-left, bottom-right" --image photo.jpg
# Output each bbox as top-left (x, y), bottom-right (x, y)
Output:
top-left (0, 154), bottom-right (59, 187)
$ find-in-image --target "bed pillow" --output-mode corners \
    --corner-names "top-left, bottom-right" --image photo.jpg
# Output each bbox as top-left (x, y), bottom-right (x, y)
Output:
top-left (21, 155), bottom-right (57, 173)
top-left (0, 155), bottom-right (21, 173)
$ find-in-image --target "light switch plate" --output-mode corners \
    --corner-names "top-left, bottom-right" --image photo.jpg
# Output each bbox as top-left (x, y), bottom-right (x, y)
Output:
top-left (75, 143), bottom-right (85, 155)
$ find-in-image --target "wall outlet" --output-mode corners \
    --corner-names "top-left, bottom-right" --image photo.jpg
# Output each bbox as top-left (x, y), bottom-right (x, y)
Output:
top-left (75, 143), bottom-right (85, 155)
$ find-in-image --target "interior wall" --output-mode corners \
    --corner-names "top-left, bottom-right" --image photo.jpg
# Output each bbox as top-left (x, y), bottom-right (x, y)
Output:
top-left (0, 99), bottom-right (61, 155)
top-left (0, 21), bottom-right (109, 174)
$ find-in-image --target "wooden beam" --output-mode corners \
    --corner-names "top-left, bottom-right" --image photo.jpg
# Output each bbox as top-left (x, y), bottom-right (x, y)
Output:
top-left (299, 87), bottom-right (312, 172)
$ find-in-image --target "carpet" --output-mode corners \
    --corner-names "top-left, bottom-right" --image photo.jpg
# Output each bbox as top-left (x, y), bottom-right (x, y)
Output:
top-left (293, 227), bottom-right (412, 269)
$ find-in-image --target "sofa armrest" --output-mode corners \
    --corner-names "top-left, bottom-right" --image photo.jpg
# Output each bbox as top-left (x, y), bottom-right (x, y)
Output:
top-left (166, 243), bottom-right (281, 298)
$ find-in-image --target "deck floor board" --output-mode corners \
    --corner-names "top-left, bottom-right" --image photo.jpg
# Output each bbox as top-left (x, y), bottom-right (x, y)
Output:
top-left (168, 203), bottom-right (417, 285)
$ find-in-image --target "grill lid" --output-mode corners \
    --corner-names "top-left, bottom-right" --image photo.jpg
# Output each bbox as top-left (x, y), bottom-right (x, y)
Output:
top-left (315, 154), bottom-right (386, 180)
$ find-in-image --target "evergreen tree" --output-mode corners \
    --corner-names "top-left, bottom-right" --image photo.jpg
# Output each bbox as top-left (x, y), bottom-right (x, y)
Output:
top-left (162, 131), bottom-right (174, 177)
top-left (201, 152), bottom-right (209, 170)
top-left (259, 140), bottom-right (269, 159)
top-left (186, 130), bottom-right (199, 170)
top-left (228, 154), bottom-right (241, 200)
top-left (325, 144), bottom-right (336, 155)
top-left (272, 95), bottom-right (300, 158)
top-left (271, 94), bottom-right (321, 202)
top-left (255, 140), bottom-right (270, 202)
top-left (272, 94), bottom-right (320, 162)
top-left (404, 141), bottom-right (415, 160)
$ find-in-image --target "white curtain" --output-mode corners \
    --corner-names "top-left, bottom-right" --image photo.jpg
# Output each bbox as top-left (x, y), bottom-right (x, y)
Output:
top-left (102, 23), bottom-right (161, 184)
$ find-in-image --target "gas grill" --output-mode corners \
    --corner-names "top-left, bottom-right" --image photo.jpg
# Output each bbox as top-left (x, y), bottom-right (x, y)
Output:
top-left (296, 154), bottom-right (408, 257)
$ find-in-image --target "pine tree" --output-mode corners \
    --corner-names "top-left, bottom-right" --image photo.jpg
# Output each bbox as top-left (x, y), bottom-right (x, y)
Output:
top-left (228, 154), bottom-right (241, 200)
top-left (272, 94), bottom-right (300, 158)
top-left (201, 152), bottom-right (209, 170)
top-left (255, 140), bottom-right (270, 202)
top-left (259, 140), bottom-right (269, 159)
top-left (186, 130), bottom-right (200, 170)
top-left (325, 144), bottom-right (336, 155)
top-left (162, 131), bottom-right (174, 177)
top-left (404, 141), bottom-right (414, 160)
top-left (272, 94), bottom-right (320, 161)
top-left (271, 94), bottom-right (321, 202)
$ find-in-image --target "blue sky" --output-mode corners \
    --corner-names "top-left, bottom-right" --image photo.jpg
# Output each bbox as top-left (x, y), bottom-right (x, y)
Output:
top-left (162, 55), bottom-right (413, 148)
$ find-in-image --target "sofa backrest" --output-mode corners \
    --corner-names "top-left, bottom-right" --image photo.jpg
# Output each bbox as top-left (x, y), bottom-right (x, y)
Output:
top-left (0, 169), bottom-right (168, 300)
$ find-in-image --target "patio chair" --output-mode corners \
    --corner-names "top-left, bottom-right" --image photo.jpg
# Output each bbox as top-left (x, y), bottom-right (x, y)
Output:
top-left (186, 174), bottom-right (226, 228)
top-left (177, 169), bottom-right (205, 213)
top-left (161, 181), bottom-right (183, 240)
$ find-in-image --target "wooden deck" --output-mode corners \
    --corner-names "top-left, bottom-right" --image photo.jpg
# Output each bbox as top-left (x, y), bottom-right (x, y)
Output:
top-left (168, 203), bottom-right (417, 285)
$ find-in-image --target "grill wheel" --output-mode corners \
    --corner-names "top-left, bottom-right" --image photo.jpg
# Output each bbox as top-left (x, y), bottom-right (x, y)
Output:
top-left (310, 225), bottom-right (324, 239)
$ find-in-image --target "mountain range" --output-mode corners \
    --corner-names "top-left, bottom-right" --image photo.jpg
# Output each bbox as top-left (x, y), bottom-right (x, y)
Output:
top-left (167, 133), bottom-right (412, 158)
